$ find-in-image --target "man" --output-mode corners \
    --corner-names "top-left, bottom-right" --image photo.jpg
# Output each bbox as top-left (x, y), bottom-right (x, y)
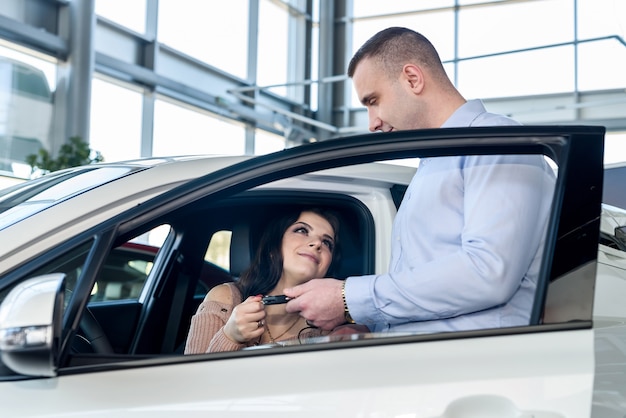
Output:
top-left (284, 27), bottom-right (556, 333)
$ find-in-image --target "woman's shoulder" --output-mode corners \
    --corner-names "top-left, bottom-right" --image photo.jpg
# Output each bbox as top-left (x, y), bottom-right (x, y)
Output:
top-left (206, 282), bottom-right (241, 305)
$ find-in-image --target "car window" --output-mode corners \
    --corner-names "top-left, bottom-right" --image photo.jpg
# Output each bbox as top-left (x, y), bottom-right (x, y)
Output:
top-left (205, 230), bottom-right (231, 271)
top-left (192, 230), bottom-right (233, 297)
top-left (90, 243), bottom-right (156, 302)
top-left (91, 225), bottom-right (170, 302)
top-left (175, 152), bottom-right (560, 354)
top-left (0, 226), bottom-right (171, 305)
top-left (0, 240), bottom-right (94, 307)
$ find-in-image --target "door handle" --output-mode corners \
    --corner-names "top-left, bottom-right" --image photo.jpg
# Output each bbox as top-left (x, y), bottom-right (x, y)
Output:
top-left (435, 395), bottom-right (565, 418)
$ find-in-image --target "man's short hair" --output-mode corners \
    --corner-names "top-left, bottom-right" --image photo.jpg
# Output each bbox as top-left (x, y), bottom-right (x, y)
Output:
top-left (347, 27), bottom-right (444, 79)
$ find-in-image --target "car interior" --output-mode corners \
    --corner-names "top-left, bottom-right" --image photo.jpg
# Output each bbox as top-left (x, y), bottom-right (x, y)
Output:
top-left (62, 188), bottom-right (378, 365)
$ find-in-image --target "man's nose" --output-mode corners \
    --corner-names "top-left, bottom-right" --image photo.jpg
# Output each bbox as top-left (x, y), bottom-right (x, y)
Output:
top-left (369, 114), bottom-right (382, 132)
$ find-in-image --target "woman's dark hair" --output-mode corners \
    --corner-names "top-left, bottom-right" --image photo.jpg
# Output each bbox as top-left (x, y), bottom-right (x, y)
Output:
top-left (236, 207), bottom-right (340, 300)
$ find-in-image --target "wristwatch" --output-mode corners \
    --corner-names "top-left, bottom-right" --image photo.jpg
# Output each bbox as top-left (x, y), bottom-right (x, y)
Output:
top-left (342, 280), bottom-right (356, 324)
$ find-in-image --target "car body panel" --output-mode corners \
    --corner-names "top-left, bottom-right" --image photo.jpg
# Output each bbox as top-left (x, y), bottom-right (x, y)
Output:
top-left (595, 204), bottom-right (626, 320)
top-left (0, 329), bottom-right (594, 417)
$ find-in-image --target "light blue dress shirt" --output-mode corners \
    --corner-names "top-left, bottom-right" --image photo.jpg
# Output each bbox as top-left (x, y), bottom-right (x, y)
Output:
top-left (346, 99), bottom-right (556, 333)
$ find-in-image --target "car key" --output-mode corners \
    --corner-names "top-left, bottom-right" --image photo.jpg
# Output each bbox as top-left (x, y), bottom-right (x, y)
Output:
top-left (262, 295), bottom-right (291, 305)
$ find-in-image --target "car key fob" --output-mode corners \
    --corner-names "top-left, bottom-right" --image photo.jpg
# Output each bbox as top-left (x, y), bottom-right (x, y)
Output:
top-left (262, 295), bottom-right (291, 305)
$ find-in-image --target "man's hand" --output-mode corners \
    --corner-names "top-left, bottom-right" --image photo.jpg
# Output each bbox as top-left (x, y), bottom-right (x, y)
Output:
top-left (284, 279), bottom-right (346, 331)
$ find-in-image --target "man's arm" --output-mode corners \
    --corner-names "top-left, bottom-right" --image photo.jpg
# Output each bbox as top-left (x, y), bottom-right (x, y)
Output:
top-left (351, 154), bottom-right (556, 329)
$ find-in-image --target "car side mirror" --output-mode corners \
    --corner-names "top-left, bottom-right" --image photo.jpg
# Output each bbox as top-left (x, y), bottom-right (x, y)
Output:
top-left (0, 273), bottom-right (65, 377)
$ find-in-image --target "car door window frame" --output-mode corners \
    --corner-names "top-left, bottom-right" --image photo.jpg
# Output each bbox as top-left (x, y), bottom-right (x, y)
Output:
top-left (0, 126), bottom-right (605, 374)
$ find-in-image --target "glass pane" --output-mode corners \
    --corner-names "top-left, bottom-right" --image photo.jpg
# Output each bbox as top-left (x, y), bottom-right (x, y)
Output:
top-left (604, 132), bottom-right (626, 165)
top-left (352, 11), bottom-right (455, 62)
top-left (577, 39), bottom-right (626, 92)
top-left (0, 44), bottom-right (57, 178)
top-left (95, 0), bottom-right (147, 34)
top-left (255, 129), bottom-right (285, 155)
top-left (350, 11), bottom-right (455, 108)
top-left (352, 1), bottom-right (455, 17)
top-left (158, 0), bottom-right (248, 79)
top-left (458, 0), bottom-right (573, 58)
top-left (89, 77), bottom-right (143, 163)
top-left (184, 147), bottom-right (558, 353)
top-left (197, 230), bottom-right (233, 297)
top-left (257, 0), bottom-right (289, 96)
top-left (153, 99), bottom-right (245, 156)
top-left (457, 46), bottom-right (575, 99)
top-left (205, 230), bottom-right (231, 271)
top-left (91, 225), bottom-right (170, 302)
top-left (3, 241), bottom-right (94, 305)
top-left (577, 0), bottom-right (626, 39)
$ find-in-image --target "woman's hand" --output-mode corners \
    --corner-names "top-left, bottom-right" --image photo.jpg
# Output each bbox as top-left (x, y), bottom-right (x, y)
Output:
top-left (223, 295), bottom-right (266, 344)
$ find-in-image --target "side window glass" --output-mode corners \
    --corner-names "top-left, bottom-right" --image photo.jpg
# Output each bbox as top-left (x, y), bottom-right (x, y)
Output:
top-left (0, 241), bottom-right (93, 305)
top-left (194, 230), bottom-right (232, 297)
top-left (91, 225), bottom-right (170, 302)
top-left (205, 230), bottom-right (231, 271)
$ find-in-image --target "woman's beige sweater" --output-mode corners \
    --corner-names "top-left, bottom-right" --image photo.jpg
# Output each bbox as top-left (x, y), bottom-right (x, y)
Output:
top-left (184, 283), bottom-right (328, 354)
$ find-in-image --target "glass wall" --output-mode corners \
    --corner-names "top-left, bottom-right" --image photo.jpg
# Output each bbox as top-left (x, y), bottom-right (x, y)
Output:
top-left (0, 42), bottom-right (56, 178)
top-left (158, 0), bottom-right (249, 80)
top-left (254, 129), bottom-right (285, 155)
top-left (153, 98), bottom-right (246, 157)
top-left (257, 0), bottom-right (290, 96)
top-left (89, 77), bottom-right (143, 162)
top-left (92, 0), bottom-right (298, 165)
top-left (0, 0), bottom-right (625, 181)
top-left (95, 0), bottom-right (147, 34)
top-left (350, 0), bottom-right (625, 103)
top-left (347, 1), bottom-right (626, 163)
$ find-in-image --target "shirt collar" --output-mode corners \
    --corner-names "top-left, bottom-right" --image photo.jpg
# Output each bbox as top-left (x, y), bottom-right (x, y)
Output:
top-left (440, 99), bottom-right (487, 128)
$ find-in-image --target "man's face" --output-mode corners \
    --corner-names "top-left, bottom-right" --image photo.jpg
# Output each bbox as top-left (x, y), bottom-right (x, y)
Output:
top-left (351, 57), bottom-right (422, 132)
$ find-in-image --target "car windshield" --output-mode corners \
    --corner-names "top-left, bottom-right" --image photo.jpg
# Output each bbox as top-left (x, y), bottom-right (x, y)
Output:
top-left (0, 166), bottom-right (144, 230)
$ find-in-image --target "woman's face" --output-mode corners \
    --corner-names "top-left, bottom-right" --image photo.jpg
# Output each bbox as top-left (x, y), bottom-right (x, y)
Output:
top-left (280, 211), bottom-right (335, 284)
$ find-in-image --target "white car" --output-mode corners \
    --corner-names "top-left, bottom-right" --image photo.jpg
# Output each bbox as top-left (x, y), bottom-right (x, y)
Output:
top-left (0, 126), bottom-right (623, 417)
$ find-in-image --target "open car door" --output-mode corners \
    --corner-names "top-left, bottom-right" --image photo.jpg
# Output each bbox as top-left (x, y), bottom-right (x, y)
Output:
top-left (0, 126), bottom-right (604, 417)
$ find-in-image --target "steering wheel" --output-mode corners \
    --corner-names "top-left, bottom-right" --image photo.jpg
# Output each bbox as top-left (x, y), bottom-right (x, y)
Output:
top-left (76, 307), bottom-right (115, 354)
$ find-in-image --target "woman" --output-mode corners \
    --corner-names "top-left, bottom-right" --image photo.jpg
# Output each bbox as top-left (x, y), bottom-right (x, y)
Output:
top-left (184, 207), bottom-right (366, 353)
